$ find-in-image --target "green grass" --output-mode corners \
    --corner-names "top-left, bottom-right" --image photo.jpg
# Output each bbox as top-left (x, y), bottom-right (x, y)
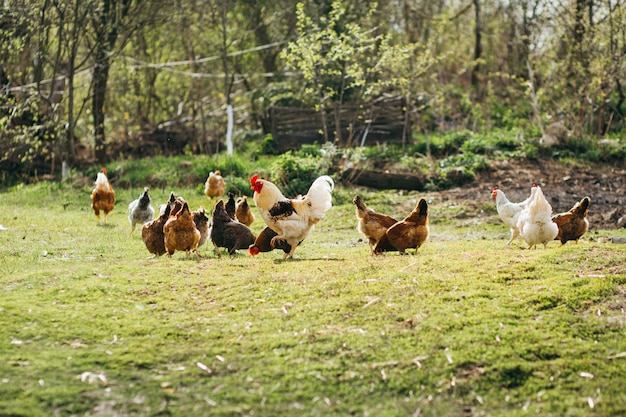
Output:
top-left (1, 182), bottom-right (625, 416)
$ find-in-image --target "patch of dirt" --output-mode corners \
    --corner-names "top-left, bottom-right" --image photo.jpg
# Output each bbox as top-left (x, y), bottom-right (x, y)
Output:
top-left (430, 159), bottom-right (626, 230)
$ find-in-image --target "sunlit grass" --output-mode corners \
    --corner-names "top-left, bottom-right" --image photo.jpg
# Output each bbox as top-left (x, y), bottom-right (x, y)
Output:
top-left (0, 183), bottom-right (625, 416)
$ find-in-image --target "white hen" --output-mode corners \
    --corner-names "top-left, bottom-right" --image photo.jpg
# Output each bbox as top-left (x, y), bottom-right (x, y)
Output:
top-left (516, 185), bottom-right (558, 249)
top-left (128, 187), bottom-right (154, 235)
top-left (491, 185), bottom-right (534, 245)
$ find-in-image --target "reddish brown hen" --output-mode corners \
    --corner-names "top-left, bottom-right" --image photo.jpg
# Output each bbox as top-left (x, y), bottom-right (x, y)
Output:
top-left (91, 168), bottom-right (115, 225)
top-left (353, 195), bottom-right (398, 254)
top-left (375, 198), bottom-right (429, 255)
top-left (552, 196), bottom-right (590, 245)
top-left (163, 199), bottom-right (201, 257)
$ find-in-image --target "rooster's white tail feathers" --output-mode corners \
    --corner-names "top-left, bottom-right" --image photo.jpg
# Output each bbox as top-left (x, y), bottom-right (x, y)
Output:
top-left (306, 175), bottom-right (334, 219)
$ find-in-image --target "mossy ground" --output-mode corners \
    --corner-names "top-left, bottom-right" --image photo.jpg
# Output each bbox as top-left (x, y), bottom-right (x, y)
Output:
top-left (0, 182), bottom-right (625, 416)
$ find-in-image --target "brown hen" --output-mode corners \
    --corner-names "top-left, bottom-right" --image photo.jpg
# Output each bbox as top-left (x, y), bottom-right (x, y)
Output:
top-left (376, 198), bottom-right (429, 255)
top-left (353, 195), bottom-right (398, 254)
top-left (91, 168), bottom-right (115, 225)
top-left (163, 199), bottom-right (201, 257)
top-left (552, 196), bottom-right (590, 245)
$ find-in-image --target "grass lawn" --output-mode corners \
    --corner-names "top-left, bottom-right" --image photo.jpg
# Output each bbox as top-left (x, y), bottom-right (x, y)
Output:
top-left (1, 182), bottom-right (625, 416)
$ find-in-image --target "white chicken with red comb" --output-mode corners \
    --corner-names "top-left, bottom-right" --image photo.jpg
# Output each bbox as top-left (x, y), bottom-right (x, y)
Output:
top-left (491, 185), bottom-right (534, 245)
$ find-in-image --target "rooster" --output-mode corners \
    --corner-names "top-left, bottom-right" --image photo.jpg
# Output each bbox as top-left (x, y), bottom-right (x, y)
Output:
top-left (375, 198), bottom-right (429, 255)
top-left (163, 199), bottom-right (201, 257)
top-left (517, 185), bottom-right (559, 249)
top-left (353, 195), bottom-right (398, 254)
top-left (128, 187), bottom-right (154, 235)
top-left (204, 170), bottom-right (225, 198)
top-left (491, 185), bottom-right (534, 245)
top-left (210, 199), bottom-right (256, 258)
top-left (235, 195), bottom-right (255, 226)
top-left (250, 174), bottom-right (334, 259)
top-left (552, 196), bottom-right (590, 245)
top-left (91, 168), bottom-right (115, 225)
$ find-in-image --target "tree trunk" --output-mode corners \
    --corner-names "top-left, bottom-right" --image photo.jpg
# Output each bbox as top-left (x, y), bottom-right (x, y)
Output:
top-left (92, 50), bottom-right (110, 164)
top-left (471, 0), bottom-right (482, 90)
top-left (90, 0), bottom-right (132, 163)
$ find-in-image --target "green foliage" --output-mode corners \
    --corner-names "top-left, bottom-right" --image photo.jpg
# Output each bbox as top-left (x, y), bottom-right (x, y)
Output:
top-left (280, 0), bottom-right (430, 148)
top-left (107, 154), bottom-right (250, 191)
top-left (270, 150), bottom-right (333, 196)
top-left (0, 95), bottom-right (63, 184)
top-left (256, 133), bottom-right (279, 156)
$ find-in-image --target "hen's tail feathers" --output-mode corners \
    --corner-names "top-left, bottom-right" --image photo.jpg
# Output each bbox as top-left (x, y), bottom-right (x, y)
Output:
top-left (576, 196), bottom-right (590, 213)
top-left (418, 198), bottom-right (428, 216)
top-left (307, 175), bottom-right (334, 215)
top-left (353, 195), bottom-right (368, 212)
top-left (94, 172), bottom-right (112, 193)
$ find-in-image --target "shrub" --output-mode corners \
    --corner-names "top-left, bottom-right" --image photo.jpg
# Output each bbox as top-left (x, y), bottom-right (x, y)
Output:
top-left (271, 151), bottom-right (333, 196)
top-left (257, 133), bottom-right (278, 155)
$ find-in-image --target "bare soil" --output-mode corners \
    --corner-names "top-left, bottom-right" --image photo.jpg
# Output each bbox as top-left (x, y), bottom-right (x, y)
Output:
top-left (434, 158), bottom-right (626, 230)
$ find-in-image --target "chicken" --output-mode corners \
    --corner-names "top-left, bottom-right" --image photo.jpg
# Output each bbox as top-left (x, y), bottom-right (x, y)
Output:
top-left (491, 185), bottom-right (534, 245)
top-left (516, 185), bottom-right (559, 249)
top-left (163, 199), bottom-right (201, 257)
top-left (192, 207), bottom-right (210, 250)
top-left (90, 168), bottom-right (115, 225)
top-left (250, 174), bottom-right (334, 259)
top-left (159, 191), bottom-right (176, 215)
top-left (552, 196), bottom-right (590, 245)
top-left (235, 195), bottom-right (255, 226)
top-left (375, 198), bottom-right (429, 255)
top-left (204, 170), bottom-right (225, 198)
top-left (353, 195), bottom-right (398, 253)
top-left (128, 187), bottom-right (154, 235)
top-left (141, 197), bottom-right (174, 257)
top-left (248, 226), bottom-right (294, 256)
top-left (210, 199), bottom-right (256, 258)
top-left (225, 192), bottom-right (236, 220)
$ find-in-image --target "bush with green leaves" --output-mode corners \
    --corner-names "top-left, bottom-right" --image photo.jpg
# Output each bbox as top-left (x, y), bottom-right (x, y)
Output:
top-left (0, 95), bottom-right (63, 185)
top-left (271, 150), bottom-right (333, 196)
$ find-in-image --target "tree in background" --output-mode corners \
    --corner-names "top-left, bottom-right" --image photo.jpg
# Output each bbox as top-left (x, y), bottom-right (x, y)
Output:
top-left (1, 0), bottom-right (626, 179)
top-left (281, 1), bottom-right (430, 147)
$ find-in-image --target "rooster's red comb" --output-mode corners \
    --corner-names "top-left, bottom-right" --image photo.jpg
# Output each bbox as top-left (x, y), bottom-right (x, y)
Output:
top-left (492, 186), bottom-right (499, 191)
top-left (250, 174), bottom-right (259, 186)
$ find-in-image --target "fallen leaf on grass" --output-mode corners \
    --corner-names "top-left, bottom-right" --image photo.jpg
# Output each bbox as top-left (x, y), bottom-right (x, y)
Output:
top-left (79, 372), bottom-right (108, 385)
top-left (579, 372), bottom-right (594, 379)
top-left (412, 356), bottom-right (427, 368)
top-left (197, 362), bottom-right (212, 374)
top-left (362, 297), bottom-right (380, 309)
top-left (370, 360), bottom-right (399, 368)
top-left (587, 397), bottom-right (595, 408)
top-left (281, 303), bottom-right (293, 315)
